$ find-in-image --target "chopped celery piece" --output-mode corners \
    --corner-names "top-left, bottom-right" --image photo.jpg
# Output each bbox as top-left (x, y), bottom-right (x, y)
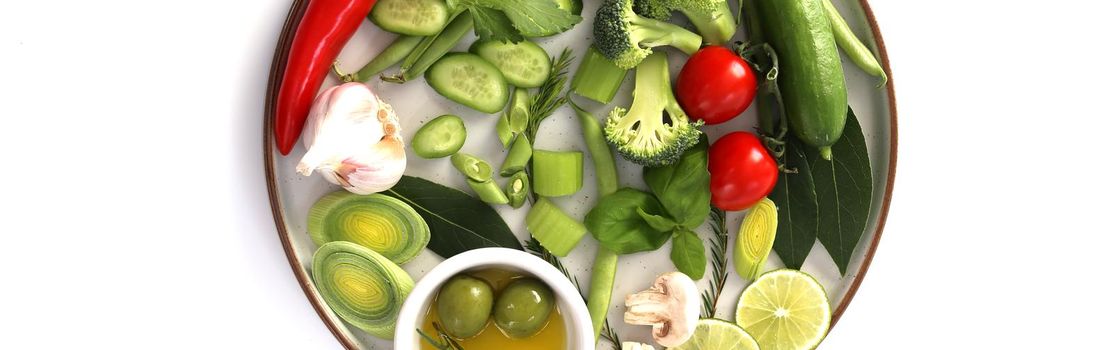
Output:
top-left (467, 178), bottom-right (509, 205)
top-left (532, 150), bottom-right (583, 197)
top-left (526, 197), bottom-right (587, 256)
top-left (451, 153), bottom-right (493, 182)
top-left (571, 46), bottom-right (629, 104)
top-left (505, 171), bottom-right (530, 209)
top-left (500, 135), bottom-right (533, 176)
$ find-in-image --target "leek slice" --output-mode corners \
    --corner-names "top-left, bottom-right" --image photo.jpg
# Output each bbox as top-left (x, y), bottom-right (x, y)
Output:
top-left (526, 197), bottom-right (587, 256)
top-left (733, 198), bottom-right (778, 280)
top-left (312, 241), bottom-right (414, 339)
top-left (308, 191), bottom-right (430, 264)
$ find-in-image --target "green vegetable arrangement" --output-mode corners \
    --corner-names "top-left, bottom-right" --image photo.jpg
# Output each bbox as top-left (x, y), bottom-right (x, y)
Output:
top-left (295, 0), bottom-right (890, 348)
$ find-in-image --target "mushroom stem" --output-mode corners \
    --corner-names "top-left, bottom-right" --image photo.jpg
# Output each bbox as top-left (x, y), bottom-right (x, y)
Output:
top-left (623, 272), bottom-right (701, 348)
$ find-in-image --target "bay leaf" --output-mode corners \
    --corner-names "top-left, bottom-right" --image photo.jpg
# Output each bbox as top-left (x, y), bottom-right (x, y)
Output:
top-left (770, 136), bottom-right (819, 270)
top-left (805, 108), bottom-right (873, 275)
top-left (384, 175), bottom-right (522, 258)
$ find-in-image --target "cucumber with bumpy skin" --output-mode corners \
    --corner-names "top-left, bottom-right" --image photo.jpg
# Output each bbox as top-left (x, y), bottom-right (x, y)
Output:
top-left (369, 0), bottom-right (450, 36)
top-left (470, 40), bottom-right (552, 88)
top-left (753, 0), bottom-right (848, 160)
top-left (426, 53), bottom-right (510, 113)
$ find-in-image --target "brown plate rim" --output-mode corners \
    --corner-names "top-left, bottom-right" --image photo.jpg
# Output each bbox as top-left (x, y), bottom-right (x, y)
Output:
top-left (262, 0), bottom-right (898, 347)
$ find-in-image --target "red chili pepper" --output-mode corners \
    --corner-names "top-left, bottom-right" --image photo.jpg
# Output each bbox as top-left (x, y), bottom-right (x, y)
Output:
top-left (274, 0), bottom-right (375, 155)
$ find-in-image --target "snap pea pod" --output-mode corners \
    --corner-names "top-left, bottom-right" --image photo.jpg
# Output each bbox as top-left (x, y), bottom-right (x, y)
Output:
top-left (569, 96), bottom-right (619, 339)
top-left (384, 11), bottom-right (473, 83)
top-left (822, 0), bottom-right (886, 86)
top-left (335, 35), bottom-right (424, 83)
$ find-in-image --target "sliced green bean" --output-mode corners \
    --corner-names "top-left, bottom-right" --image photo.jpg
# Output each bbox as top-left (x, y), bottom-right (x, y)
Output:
top-left (336, 35), bottom-right (424, 83)
top-left (822, 0), bottom-right (887, 86)
top-left (505, 171), bottom-right (530, 209)
top-left (384, 11), bottom-right (474, 83)
top-left (526, 197), bottom-right (587, 256)
top-left (451, 153), bottom-right (493, 182)
top-left (467, 178), bottom-right (509, 204)
top-left (500, 135), bottom-right (533, 177)
top-left (532, 150), bottom-right (583, 197)
top-left (497, 88), bottom-right (531, 148)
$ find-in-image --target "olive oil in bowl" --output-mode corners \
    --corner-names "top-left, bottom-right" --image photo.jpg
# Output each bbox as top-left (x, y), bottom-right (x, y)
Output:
top-left (420, 269), bottom-right (567, 350)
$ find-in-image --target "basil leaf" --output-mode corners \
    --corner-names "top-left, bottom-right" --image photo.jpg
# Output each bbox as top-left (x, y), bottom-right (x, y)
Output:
top-left (670, 228), bottom-right (707, 279)
top-left (478, 0), bottom-right (581, 37)
top-left (384, 176), bottom-right (522, 258)
top-left (469, 6), bottom-right (523, 43)
top-left (769, 136), bottom-right (819, 270)
top-left (644, 137), bottom-right (711, 229)
top-left (586, 188), bottom-right (672, 254)
top-left (637, 207), bottom-right (678, 232)
top-left (805, 108), bottom-right (873, 275)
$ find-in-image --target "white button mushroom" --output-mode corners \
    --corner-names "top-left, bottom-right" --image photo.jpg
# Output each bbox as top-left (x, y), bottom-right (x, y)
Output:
top-left (624, 271), bottom-right (700, 348)
top-left (622, 341), bottom-right (657, 350)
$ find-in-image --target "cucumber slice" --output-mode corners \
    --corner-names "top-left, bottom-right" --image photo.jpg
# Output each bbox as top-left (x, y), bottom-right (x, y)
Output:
top-left (470, 40), bottom-right (552, 88)
top-left (369, 0), bottom-right (450, 36)
top-left (426, 53), bottom-right (510, 113)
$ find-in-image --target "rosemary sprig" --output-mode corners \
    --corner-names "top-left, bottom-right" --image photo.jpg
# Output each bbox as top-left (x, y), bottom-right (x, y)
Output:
top-left (701, 207), bottom-right (730, 318)
top-left (418, 322), bottom-right (466, 350)
top-left (524, 237), bottom-right (622, 350)
top-left (525, 48), bottom-right (575, 142)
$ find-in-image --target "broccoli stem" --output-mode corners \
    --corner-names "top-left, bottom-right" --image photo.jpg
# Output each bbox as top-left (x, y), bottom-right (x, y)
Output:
top-left (615, 52), bottom-right (670, 132)
top-left (680, 1), bottom-right (737, 45)
top-left (630, 15), bottom-right (703, 55)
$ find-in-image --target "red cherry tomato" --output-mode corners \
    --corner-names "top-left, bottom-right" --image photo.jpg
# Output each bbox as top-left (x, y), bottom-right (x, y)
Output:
top-left (676, 46), bottom-right (758, 125)
top-left (708, 132), bottom-right (778, 211)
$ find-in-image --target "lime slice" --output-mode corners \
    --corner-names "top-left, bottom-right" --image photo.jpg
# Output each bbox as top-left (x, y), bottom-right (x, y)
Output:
top-left (668, 319), bottom-right (759, 350)
top-left (735, 269), bottom-right (831, 350)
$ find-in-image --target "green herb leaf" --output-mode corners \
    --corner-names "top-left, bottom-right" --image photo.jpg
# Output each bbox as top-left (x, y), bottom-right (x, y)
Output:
top-left (469, 6), bottom-right (523, 43)
top-left (769, 136), bottom-right (818, 270)
top-left (478, 0), bottom-right (582, 37)
top-left (805, 108), bottom-right (873, 275)
top-left (384, 176), bottom-right (523, 258)
top-left (644, 136), bottom-right (711, 229)
top-left (670, 228), bottom-right (707, 279)
top-left (637, 207), bottom-right (677, 232)
top-left (585, 188), bottom-right (672, 254)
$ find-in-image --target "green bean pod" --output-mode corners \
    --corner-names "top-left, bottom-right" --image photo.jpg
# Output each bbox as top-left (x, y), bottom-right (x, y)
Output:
top-left (339, 35), bottom-right (424, 83)
top-left (451, 153), bottom-right (493, 182)
top-left (467, 178), bottom-right (510, 204)
top-left (822, 0), bottom-right (887, 86)
top-left (505, 171), bottom-right (531, 209)
top-left (500, 135), bottom-right (533, 177)
top-left (384, 11), bottom-right (473, 83)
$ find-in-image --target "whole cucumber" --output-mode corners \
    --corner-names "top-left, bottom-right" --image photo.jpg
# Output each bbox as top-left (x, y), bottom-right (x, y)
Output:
top-left (754, 0), bottom-right (848, 160)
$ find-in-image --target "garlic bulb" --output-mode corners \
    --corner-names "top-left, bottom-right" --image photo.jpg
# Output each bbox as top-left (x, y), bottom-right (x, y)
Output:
top-left (296, 82), bottom-right (406, 195)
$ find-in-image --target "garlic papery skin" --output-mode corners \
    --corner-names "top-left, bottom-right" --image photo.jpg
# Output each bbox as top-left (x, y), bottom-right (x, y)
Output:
top-left (296, 82), bottom-right (406, 195)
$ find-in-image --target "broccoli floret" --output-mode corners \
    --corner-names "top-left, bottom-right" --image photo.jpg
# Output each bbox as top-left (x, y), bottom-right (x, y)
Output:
top-left (593, 0), bottom-right (702, 69)
top-left (604, 52), bottom-right (703, 167)
top-left (633, 0), bottom-right (736, 45)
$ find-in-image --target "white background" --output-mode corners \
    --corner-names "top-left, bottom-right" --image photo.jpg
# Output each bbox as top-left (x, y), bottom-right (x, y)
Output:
top-left (2, 0), bottom-right (1111, 348)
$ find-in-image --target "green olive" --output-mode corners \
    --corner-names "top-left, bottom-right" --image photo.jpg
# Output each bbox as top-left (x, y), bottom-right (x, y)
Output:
top-left (436, 274), bottom-right (494, 339)
top-left (493, 278), bottom-right (555, 339)
top-left (411, 114), bottom-right (466, 159)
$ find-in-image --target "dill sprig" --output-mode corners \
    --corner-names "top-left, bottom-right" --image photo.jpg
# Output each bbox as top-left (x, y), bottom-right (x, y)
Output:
top-left (701, 207), bottom-right (730, 318)
top-left (524, 237), bottom-right (622, 350)
top-left (418, 322), bottom-right (465, 350)
top-left (525, 48), bottom-right (575, 142)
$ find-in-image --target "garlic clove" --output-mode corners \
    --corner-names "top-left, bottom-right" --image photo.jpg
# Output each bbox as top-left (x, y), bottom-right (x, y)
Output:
top-left (296, 82), bottom-right (405, 195)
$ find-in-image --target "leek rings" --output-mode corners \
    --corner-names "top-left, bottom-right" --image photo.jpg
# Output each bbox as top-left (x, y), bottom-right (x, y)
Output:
top-left (733, 198), bottom-right (778, 280)
top-left (312, 241), bottom-right (414, 339)
top-left (308, 191), bottom-right (430, 264)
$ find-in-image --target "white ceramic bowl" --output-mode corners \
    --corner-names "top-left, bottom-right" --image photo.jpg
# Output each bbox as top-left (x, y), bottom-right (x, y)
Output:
top-left (393, 248), bottom-right (594, 349)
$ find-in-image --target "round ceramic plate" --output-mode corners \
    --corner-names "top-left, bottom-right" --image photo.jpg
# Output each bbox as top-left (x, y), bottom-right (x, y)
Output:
top-left (265, 1), bottom-right (897, 348)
